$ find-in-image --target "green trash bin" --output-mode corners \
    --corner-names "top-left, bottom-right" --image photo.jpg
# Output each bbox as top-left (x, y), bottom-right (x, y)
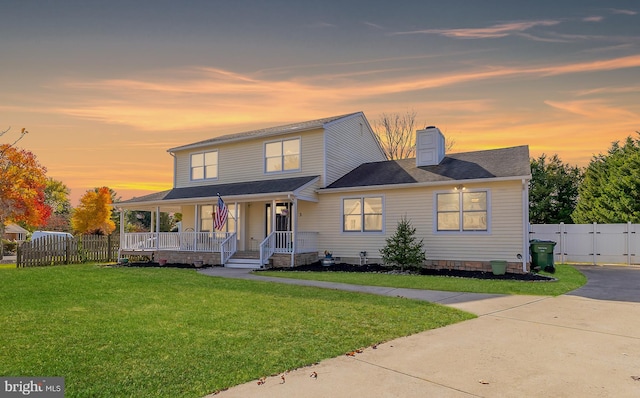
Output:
top-left (530, 240), bottom-right (556, 273)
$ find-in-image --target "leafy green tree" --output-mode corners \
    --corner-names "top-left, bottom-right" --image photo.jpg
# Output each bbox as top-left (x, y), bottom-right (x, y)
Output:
top-left (43, 178), bottom-right (72, 232)
top-left (125, 211), bottom-right (176, 232)
top-left (529, 154), bottom-right (583, 224)
top-left (379, 216), bottom-right (426, 269)
top-left (573, 134), bottom-right (640, 223)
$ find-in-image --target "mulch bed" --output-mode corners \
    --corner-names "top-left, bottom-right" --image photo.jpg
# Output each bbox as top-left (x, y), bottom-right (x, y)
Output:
top-left (260, 261), bottom-right (555, 281)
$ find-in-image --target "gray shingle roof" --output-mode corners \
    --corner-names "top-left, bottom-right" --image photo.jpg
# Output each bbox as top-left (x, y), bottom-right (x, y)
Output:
top-left (168, 112), bottom-right (362, 152)
top-left (325, 145), bottom-right (530, 189)
top-left (117, 175), bottom-right (319, 205)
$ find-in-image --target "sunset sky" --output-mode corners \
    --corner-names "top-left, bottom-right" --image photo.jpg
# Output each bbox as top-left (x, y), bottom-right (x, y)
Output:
top-left (2, 1), bottom-right (639, 205)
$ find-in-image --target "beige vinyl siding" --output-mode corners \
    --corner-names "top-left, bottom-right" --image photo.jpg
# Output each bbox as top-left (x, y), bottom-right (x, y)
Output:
top-left (173, 129), bottom-right (326, 188)
top-left (180, 205), bottom-right (196, 231)
top-left (309, 180), bottom-right (525, 262)
top-left (295, 179), bottom-right (320, 202)
top-left (245, 201), bottom-right (267, 250)
top-left (324, 114), bottom-right (386, 187)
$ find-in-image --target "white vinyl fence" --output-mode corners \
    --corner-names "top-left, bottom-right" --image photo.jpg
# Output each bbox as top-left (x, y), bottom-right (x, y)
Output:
top-left (529, 223), bottom-right (640, 266)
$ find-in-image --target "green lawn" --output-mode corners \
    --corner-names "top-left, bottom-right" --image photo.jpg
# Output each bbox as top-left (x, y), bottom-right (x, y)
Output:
top-left (257, 264), bottom-right (586, 296)
top-left (0, 264), bottom-right (473, 397)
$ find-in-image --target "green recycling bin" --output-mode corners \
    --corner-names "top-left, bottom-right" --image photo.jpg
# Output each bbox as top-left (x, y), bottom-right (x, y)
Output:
top-left (529, 240), bottom-right (556, 273)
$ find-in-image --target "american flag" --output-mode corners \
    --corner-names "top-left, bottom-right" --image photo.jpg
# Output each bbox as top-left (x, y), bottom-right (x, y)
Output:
top-left (214, 195), bottom-right (228, 231)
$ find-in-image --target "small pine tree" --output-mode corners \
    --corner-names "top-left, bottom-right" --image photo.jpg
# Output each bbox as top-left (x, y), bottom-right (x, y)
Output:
top-left (380, 216), bottom-right (426, 270)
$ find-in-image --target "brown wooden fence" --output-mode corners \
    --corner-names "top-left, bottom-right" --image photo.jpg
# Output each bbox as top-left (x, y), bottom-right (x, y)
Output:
top-left (17, 234), bottom-right (120, 267)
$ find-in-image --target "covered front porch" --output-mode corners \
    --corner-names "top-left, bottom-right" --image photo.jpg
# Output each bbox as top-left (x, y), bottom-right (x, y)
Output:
top-left (119, 230), bottom-right (319, 268)
top-left (115, 176), bottom-right (322, 268)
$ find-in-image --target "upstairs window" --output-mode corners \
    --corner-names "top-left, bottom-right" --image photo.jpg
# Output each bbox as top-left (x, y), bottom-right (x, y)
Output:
top-left (343, 197), bottom-right (383, 232)
top-left (191, 150), bottom-right (218, 180)
top-left (265, 138), bottom-right (300, 173)
top-left (436, 190), bottom-right (488, 232)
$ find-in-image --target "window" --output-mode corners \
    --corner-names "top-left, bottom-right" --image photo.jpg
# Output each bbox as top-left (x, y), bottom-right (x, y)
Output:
top-left (199, 203), bottom-right (237, 233)
top-left (265, 138), bottom-right (300, 173)
top-left (436, 191), bottom-right (488, 232)
top-left (343, 197), bottom-right (383, 232)
top-left (200, 205), bottom-right (214, 232)
top-left (191, 150), bottom-right (218, 180)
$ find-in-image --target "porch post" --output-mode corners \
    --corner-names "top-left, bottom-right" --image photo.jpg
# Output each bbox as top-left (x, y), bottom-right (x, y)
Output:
top-left (119, 208), bottom-right (125, 255)
top-left (155, 206), bottom-right (160, 250)
top-left (194, 204), bottom-right (199, 250)
top-left (291, 197), bottom-right (297, 267)
top-left (271, 199), bottom-right (277, 233)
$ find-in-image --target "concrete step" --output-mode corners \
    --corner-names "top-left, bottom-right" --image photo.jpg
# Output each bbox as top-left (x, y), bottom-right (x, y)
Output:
top-left (225, 257), bottom-right (263, 269)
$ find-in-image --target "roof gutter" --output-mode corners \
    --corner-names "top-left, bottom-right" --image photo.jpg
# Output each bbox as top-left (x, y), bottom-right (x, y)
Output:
top-left (317, 174), bottom-right (533, 194)
top-left (115, 190), bottom-right (308, 210)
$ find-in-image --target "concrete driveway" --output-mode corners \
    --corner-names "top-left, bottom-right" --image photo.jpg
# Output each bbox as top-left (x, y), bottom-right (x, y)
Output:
top-left (206, 266), bottom-right (640, 397)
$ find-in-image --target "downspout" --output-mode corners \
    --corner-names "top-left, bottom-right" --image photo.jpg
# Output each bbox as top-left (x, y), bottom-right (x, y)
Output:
top-left (522, 179), bottom-right (529, 272)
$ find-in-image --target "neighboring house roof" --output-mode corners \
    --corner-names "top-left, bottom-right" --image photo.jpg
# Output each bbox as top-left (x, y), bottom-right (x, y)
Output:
top-left (324, 145), bottom-right (531, 190)
top-left (4, 223), bottom-right (28, 234)
top-left (117, 175), bottom-right (320, 205)
top-left (168, 112), bottom-right (362, 152)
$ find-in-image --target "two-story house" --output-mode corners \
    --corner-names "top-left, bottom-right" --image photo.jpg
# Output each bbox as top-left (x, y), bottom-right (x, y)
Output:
top-left (117, 111), bottom-right (532, 273)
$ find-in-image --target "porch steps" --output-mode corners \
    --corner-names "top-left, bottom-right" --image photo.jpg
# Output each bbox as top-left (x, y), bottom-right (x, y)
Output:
top-left (225, 251), bottom-right (264, 269)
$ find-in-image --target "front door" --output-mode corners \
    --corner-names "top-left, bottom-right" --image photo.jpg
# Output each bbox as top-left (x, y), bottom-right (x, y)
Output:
top-left (266, 203), bottom-right (292, 250)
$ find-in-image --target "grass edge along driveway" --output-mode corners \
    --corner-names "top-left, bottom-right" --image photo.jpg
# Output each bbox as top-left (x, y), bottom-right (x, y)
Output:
top-left (0, 264), bottom-right (474, 398)
top-left (257, 264), bottom-right (587, 296)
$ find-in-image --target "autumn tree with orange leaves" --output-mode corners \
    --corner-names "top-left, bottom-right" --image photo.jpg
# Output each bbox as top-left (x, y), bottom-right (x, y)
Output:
top-left (71, 187), bottom-right (116, 235)
top-left (0, 130), bottom-right (52, 258)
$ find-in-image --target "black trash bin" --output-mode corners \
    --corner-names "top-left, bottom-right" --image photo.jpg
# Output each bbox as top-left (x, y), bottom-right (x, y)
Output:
top-left (530, 239), bottom-right (556, 273)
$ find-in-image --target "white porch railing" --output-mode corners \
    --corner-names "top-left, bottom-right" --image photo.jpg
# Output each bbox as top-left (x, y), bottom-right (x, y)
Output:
top-left (220, 233), bottom-right (237, 264)
top-left (121, 232), bottom-right (232, 252)
top-left (259, 233), bottom-right (276, 266)
top-left (295, 231), bottom-right (318, 254)
top-left (122, 230), bottom-right (318, 265)
top-left (259, 231), bottom-right (319, 265)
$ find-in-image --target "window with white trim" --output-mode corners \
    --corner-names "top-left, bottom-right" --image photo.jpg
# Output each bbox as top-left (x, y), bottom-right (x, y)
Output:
top-left (265, 138), bottom-right (300, 173)
top-left (436, 191), bottom-right (488, 232)
top-left (191, 150), bottom-right (218, 180)
top-left (200, 204), bottom-right (214, 232)
top-left (343, 197), bottom-right (383, 232)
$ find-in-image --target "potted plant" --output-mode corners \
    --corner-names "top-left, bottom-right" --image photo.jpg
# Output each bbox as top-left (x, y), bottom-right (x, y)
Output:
top-left (490, 260), bottom-right (507, 275)
top-left (321, 250), bottom-right (335, 266)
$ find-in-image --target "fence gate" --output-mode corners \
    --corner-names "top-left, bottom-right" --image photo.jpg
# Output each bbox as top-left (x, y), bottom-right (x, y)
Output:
top-left (529, 223), bottom-right (637, 266)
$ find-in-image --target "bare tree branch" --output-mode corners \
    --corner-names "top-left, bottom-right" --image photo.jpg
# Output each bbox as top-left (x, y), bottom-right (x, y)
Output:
top-left (0, 127), bottom-right (28, 156)
top-left (374, 110), bottom-right (418, 160)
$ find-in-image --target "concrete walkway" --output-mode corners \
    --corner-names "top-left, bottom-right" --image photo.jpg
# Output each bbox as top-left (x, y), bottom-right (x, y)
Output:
top-left (201, 267), bottom-right (640, 397)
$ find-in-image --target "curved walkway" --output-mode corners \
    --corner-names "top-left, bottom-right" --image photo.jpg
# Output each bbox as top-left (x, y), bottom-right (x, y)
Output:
top-left (201, 266), bottom-right (640, 398)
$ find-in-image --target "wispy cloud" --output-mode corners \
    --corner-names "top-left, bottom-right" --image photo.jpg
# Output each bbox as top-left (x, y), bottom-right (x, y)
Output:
top-left (573, 85), bottom-right (640, 96)
top-left (610, 9), bottom-right (637, 16)
top-left (50, 54), bottom-right (640, 132)
top-left (308, 22), bottom-right (335, 29)
top-left (583, 16), bottom-right (604, 22)
top-left (363, 21), bottom-right (385, 30)
top-left (514, 33), bottom-right (570, 43)
top-left (545, 99), bottom-right (638, 120)
top-left (392, 20), bottom-right (561, 39)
